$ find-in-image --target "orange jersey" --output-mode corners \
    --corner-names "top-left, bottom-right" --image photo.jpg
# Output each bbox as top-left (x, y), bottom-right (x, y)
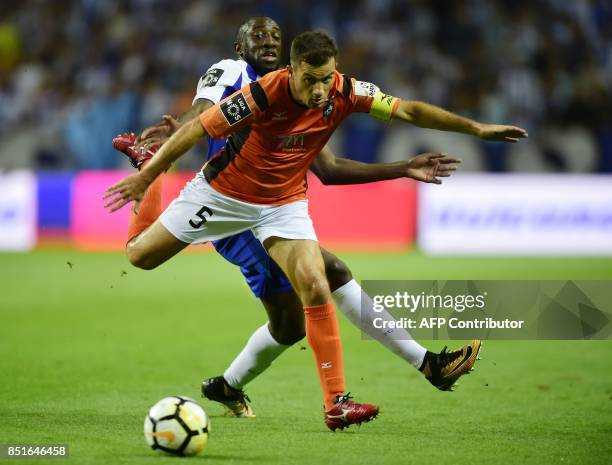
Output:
top-left (198, 67), bottom-right (398, 205)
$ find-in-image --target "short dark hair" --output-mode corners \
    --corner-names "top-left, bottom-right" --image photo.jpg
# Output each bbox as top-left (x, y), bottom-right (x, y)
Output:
top-left (290, 31), bottom-right (338, 66)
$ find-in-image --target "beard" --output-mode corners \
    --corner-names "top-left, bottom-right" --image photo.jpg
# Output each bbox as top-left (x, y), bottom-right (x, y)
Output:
top-left (242, 51), bottom-right (279, 77)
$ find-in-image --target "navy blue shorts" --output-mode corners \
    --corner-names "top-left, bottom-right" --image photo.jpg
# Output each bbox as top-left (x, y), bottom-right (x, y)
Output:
top-left (212, 230), bottom-right (293, 298)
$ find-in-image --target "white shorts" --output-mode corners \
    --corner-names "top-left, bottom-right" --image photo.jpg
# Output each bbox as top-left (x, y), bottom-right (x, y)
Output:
top-left (158, 172), bottom-right (318, 245)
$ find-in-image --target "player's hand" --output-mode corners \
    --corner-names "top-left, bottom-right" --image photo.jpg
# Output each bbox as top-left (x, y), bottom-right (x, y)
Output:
top-left (135, 115), bottom-right (182, 152)
top-left (477, 124), bottom-right (528, 143)
top-left (103, 173), bottom-right (152, 212)
top-left (406, 152), bottom-right (461, 185)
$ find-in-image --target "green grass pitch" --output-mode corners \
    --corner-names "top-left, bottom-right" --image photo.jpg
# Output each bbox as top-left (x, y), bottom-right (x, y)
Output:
top-left (1, 250), bottom-right (611, 465)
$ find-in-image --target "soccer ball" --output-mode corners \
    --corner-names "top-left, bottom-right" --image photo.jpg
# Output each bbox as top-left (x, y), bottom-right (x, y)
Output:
top-left (144, 396), bottom-right (210, 456)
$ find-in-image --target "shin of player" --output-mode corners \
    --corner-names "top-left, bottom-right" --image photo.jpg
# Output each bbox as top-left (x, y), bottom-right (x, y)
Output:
top-left (265, 237), bottom-right (345, 409)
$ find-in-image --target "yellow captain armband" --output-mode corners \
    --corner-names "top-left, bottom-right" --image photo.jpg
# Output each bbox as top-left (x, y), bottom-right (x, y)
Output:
top-left (369, 91), bottom-right (400, 121)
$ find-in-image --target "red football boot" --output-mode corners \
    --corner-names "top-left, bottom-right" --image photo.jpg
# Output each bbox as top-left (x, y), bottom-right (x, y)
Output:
top-left (111, 133), bottom-right (159, 169)
top-left (324, 393), bottom-right (379, 431)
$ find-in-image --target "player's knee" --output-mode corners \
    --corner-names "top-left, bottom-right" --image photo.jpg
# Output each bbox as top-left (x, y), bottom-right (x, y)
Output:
top-left (283, 328), bottom-right (306, 345)
top-left (261, 292), bottom-right (306, 345)
top-left (269, 323), bottom-right (305, 346)
top-left (127, 244), bottom-right (158, 270)
top-left (266, 305), bottom-right (306, 345)
top-left (323, 254), bottom-right (353, 291)
top-left (294, 269), bottom-right (330, 305)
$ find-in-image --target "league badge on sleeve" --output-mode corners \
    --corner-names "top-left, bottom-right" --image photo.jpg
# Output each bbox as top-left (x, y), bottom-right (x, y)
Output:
top-left (200, 68), bottom-right (224, 87)
top-left (220, 93), bottom-right (252, 126)
top-left (354, 80), bottom-right (379, 97)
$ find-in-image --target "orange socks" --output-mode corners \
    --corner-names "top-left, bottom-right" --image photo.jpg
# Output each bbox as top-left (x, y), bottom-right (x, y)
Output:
top-left (304, 302), bottom-right (346, 410)
top-left (127, 162), bottom-right (163, 242)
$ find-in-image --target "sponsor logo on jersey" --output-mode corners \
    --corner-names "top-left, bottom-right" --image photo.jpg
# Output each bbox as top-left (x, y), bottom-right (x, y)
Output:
top-left (200, 68), bottom-right (224, 87)
top-left (354, 80), bottom-right (379, 97)
top-left (220, 93), bottom-right (252, 126)
top-left (275, 133), bottom-right (306, 152)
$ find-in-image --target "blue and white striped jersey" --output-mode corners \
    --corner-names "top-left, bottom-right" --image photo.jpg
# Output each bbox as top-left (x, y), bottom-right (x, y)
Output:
top-left (192, 58), bottom-right (261, 160)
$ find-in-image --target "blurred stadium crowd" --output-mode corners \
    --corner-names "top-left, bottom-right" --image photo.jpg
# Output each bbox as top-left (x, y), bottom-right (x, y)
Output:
top-left (0, 0), bottom-right (610, 171)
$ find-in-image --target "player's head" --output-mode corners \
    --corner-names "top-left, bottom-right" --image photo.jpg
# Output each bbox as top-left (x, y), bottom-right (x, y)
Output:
top-left (234, 17), bottom-right (281, 76)
top-left (288, 31), bottom-right (338, 109)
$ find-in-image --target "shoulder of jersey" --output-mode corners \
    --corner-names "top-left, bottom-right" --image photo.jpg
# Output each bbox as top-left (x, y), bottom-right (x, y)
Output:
top-left (251, 68), bottom-right (286, 96)
top-left (207, 58), bottom-right (243, 73)
top-left (198, 59), bottom-right (249, 91)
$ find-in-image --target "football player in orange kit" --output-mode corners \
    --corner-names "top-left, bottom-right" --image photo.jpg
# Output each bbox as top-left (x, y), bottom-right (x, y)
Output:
top-left (105, 30), bottom-right (527, 431)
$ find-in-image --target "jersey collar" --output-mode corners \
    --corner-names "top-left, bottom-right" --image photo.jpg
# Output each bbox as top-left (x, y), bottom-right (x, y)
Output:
top-left (244, 61), bottom-right (260, 81)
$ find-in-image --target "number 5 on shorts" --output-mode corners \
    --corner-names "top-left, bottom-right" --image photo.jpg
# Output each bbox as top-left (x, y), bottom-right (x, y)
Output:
top-left (189, 206), bottom-right (213, 228)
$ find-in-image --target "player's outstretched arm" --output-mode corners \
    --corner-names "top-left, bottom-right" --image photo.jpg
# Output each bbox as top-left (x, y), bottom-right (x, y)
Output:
top-left (310, 145), bottom-right (461, 185)
top-left (392, 100), bottom-right (528, 143)
top-left (135, 100), bottom-right (214, 152)
top-left (104, 117), bottom-right (207, 212)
